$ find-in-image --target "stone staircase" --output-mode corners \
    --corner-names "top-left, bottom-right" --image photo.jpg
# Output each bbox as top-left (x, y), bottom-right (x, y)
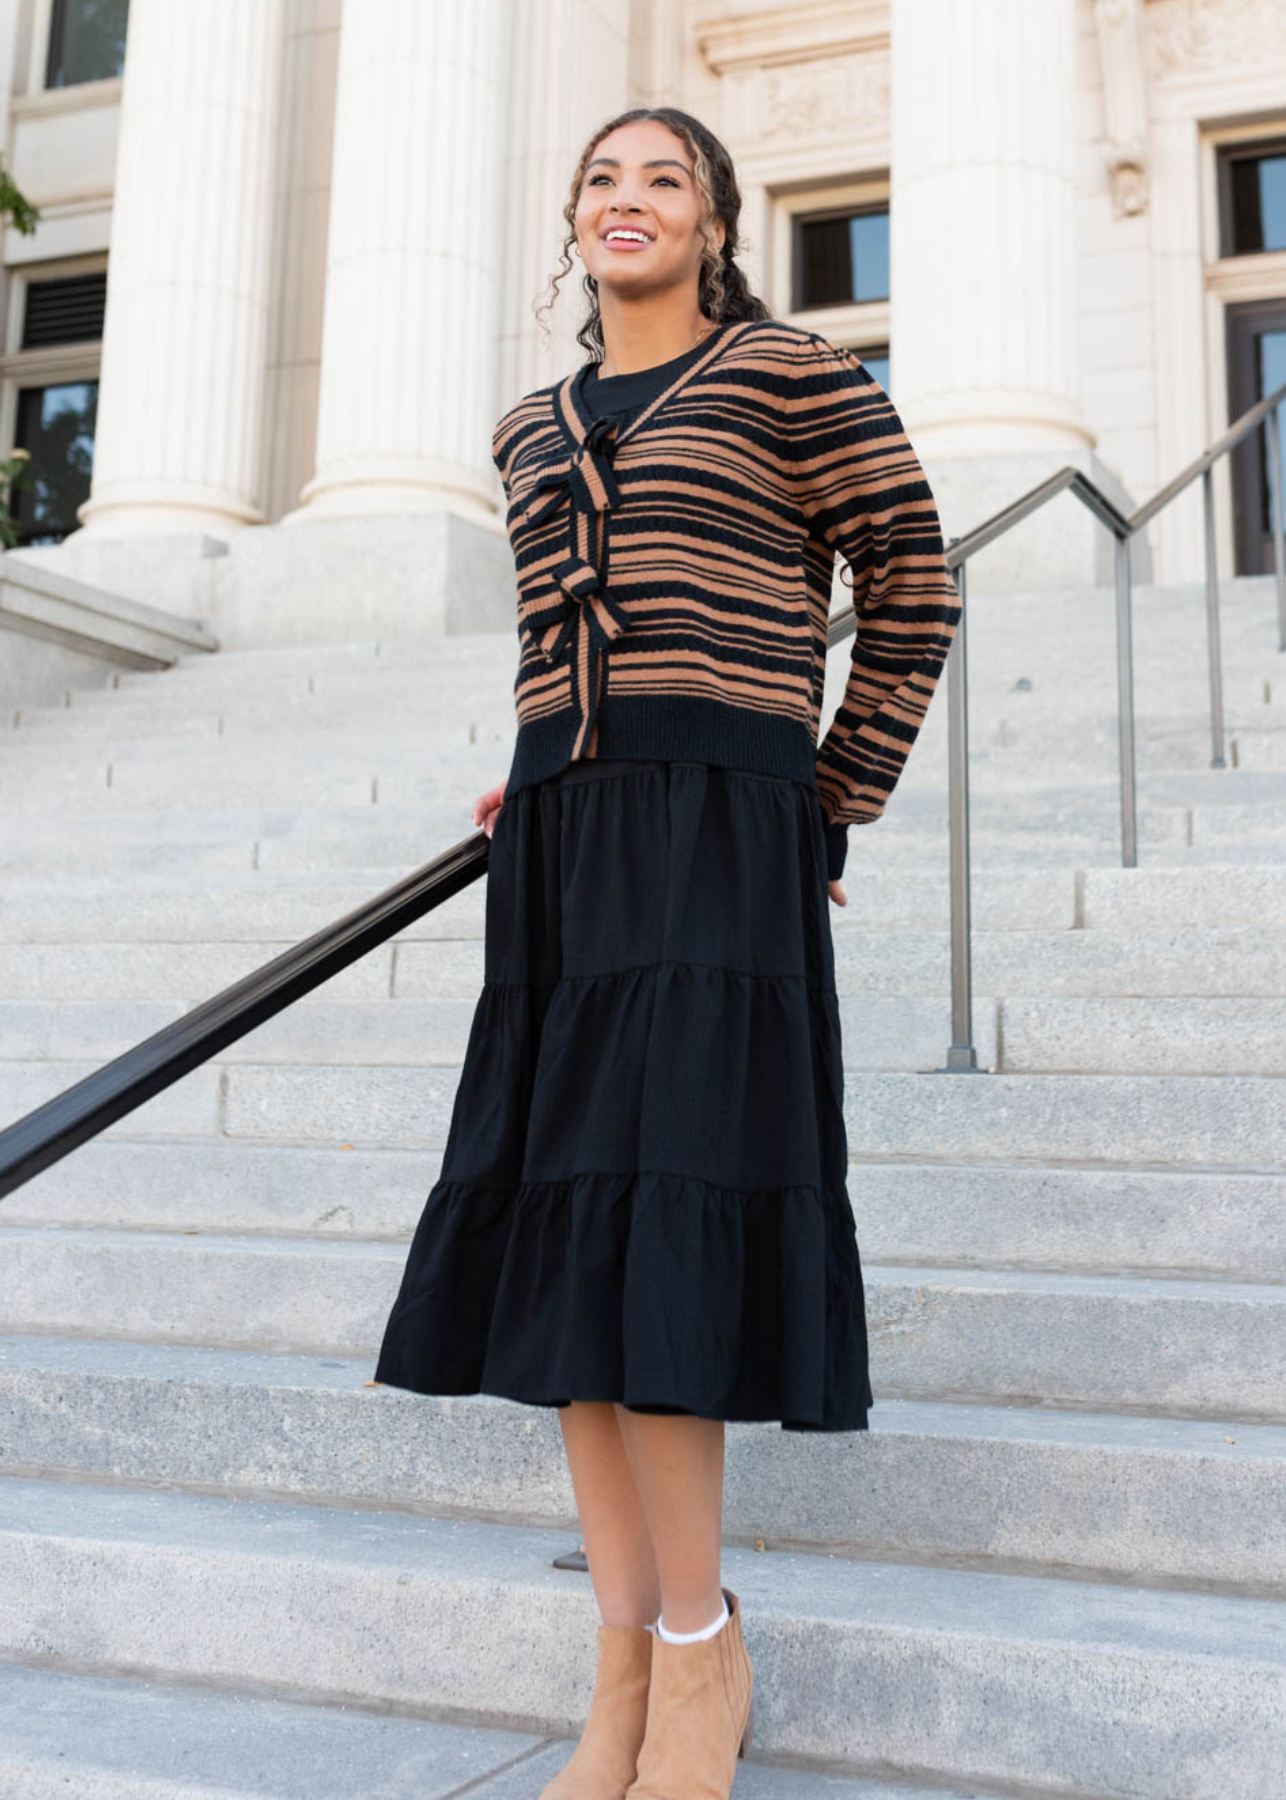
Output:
top-left (0, 572), bottom-right (1284, 1798)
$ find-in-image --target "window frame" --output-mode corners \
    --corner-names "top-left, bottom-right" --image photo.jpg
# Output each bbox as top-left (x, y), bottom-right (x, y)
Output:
top-left (769, 175), bottom-right (891, 380)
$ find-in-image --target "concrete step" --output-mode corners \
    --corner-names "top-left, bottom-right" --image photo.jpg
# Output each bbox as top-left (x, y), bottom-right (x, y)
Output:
top-left (0, 992), bottom-right (996, 1076)
top-left (0, 811), bottom-right (487, 880)
top-left (0, 861), bottom-right (1069, 937)
top-left (7, 669), bottom-right (518, 732)
top-left (0, 1659), bottom-right (965, 1800)
top-left (11, 677), bottom-right (1283, 747)
top-left (0, 1473), bottom-right (1282, 1796)
top-left (845, 1068), bottom-right (1286, 1169)
top-left (3, 922), bottom-right (1284, 1005)
top-left (5, 680), bottom-right (1286, 807)
top-left (6, 989), bottom-right (1286, 1076)
top-left (6, 1059), bottom-right (1283, 1167)
top-left (0, 1226), bottom-right (1282, 1420)
top-left (2, 1333), bottom-right (1282, 1595)
top-left (997, 995), bottom-right (1286, 1074)
top-left (7, 1141), bottom-right (1285, 1282)
top-left (2, 792), bottom-right (1283, 882)
top-left (0, 718), bottom-right (517, 768)
top-left (0, 854), bottom-right (1280, 940)
top-left (40, 609), bottom-right (1275, 709)
top-left (828, 925), bottom-right (1286, 998)
top-left (1079, 861), bottom-right (1286, 926)
top-left (0, 741), bottom-right (511, 814)
top-left (0, 868), bottom-right (490, 943)
top-left (41, 576), bottom-right (1248, 676)
top-left (1227, 727), bottom-right (1286, 770)
top-left (9, 700), bottom-right (1285, 814)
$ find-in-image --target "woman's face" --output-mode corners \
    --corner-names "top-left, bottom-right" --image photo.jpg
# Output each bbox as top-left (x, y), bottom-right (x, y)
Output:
top-left (573, 119), bottom-right (725, 306)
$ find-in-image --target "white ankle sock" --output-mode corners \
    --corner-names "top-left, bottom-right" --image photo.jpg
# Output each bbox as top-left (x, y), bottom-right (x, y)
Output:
top-left (656, 1596), bottom-right (729, 1644)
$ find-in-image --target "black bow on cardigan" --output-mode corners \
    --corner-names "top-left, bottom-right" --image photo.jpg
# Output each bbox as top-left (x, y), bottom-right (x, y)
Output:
top-left (513, 414), bottom-right (630, 758)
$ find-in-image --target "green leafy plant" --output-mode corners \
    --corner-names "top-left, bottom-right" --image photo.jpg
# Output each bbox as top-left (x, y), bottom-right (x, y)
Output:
top-left (0, 162), bottom-right (39, 237)
top-left (0, 448), bottom-right (31, 548)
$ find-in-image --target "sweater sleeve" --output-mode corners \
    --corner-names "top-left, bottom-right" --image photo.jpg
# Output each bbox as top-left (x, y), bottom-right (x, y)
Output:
top-left (795, 339), bottom-right (962, 882)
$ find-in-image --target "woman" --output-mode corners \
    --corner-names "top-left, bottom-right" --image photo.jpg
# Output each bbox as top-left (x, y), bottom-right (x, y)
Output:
top-left (374, 105), bottom-right (961, 1798)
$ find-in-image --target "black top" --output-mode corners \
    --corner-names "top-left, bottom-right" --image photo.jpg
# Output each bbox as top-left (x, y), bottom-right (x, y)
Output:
top-left (577, 332), bottom-right (719, 430)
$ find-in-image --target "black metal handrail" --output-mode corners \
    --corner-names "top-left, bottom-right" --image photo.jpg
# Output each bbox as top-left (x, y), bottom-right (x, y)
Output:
top-left (2, 379), bottom-right (1284, 1196)
top-left (0, 834), bottom-right (490, 1199)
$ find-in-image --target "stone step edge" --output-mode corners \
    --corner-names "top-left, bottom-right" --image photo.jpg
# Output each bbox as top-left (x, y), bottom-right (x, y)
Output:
top-left (1, 1223), bottom-right (1285, 1296)
top-left (0, 1659), bottom-right (992, 1800)
top-left (0, 1472), bottom-right (1283, 1796)
top-left (4, 1337), bottom-right (1284, 1603)
top-left (5, 1328), bottom-right (1282, 1448)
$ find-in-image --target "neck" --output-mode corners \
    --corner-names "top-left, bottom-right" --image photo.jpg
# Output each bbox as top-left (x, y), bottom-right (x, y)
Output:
top-left (596, 305), bottom-right (716, 379)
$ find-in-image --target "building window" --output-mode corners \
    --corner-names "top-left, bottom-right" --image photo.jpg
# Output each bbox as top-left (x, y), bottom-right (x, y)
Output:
top-left (6, 272), bottom-right (106, 547)
top-left (45, 0), bottom-right (130, 90)
top-left (793, 205), bottom-right (889, 311)
top-left (11, 381), bottom-right (98, 546)
top-left (1217, 136), bottom-right (1286, 257)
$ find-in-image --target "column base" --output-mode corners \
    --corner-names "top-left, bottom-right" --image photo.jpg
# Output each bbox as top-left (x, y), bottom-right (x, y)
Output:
top-left (212, 511), bottom-right (512, 649)
top-left (21, 511), bottom-right (514, 652)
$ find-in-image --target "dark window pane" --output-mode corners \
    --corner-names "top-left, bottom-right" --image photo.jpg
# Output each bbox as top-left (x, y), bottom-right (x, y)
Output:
top-left (1257, 327), bottom-right (1286, 532)
top-left (10, 380), bottom-right (98, 546)
top-left (796, 207), bottom-right (889, 309)
top-left (1227, 149), bottom-right (1286, 255)
top-left (45, 0), bottom-right (130, 89)
top-left (1264, 156), bottom-right (1286, 253)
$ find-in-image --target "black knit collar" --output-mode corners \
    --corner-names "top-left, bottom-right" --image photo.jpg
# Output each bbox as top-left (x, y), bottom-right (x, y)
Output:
top-left (554, 318), bottom-right (760, 455)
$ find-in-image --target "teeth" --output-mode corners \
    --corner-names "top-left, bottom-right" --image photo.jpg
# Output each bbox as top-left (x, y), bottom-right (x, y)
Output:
top-left (607, 231), bottom-right (649, 242)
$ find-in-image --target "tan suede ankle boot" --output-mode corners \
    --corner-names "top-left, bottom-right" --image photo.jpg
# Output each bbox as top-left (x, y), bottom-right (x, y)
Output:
top-left (540, 1620), bottom-right (656, 1798)
top-left (623, 1587), bottom-right (754, 1798)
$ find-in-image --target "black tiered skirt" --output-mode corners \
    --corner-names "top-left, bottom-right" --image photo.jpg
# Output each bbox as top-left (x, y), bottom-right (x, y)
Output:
top-left (373, 755), bottom-right (872, 1432)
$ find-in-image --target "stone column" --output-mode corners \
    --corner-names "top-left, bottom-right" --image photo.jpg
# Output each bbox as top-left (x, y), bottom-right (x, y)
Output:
top-left (292, 0), bottom-right (507, 521)
top-left (890, 0), bottom-right (1087, 454)
top-left (78, 0), bottom-right (286, 537)
top-left (887, 0), bottom-right (1138, 589)
top-left (491, 0), bottom-right (631, 411)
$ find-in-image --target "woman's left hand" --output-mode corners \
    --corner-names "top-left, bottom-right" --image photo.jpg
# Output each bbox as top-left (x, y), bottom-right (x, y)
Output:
top-left (828, 879), bottom-right (847, 906)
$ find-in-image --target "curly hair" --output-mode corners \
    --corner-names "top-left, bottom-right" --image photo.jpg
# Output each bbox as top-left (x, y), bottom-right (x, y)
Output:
top-left (534, 106), bottom-right (774, 359)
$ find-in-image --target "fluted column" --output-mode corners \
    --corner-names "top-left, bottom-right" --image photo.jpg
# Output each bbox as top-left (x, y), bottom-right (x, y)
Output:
top-left (493, 0), bottom-right (631, 412)
top-left (291, 0), bottom-right (506, 521)
top-left (890, 0), bottom-right (1091, 454)
top-left (78, 0), bottom-right (285, 536)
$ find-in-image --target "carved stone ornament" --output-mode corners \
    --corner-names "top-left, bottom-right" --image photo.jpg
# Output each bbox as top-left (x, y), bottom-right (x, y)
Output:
top-left (1094, 0), bottom-right (1151, 215)
top-left (756, 60), bottom-right (890, 142)
top-left (1145, 0), bottom-right (1285, 77)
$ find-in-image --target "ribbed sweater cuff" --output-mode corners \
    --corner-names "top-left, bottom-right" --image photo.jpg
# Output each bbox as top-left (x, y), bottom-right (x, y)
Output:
top-left (824, 820), bottom-right (849, 882)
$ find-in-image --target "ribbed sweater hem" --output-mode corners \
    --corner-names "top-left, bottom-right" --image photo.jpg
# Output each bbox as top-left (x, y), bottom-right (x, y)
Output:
top-left (504, 695), bottom-right (821, 803)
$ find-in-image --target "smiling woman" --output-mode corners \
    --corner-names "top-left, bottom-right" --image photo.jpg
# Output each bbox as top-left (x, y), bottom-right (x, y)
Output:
top-left (563, 114), bottom-right (736, 379)
top-left (373, 104), bottom-right (959, 1800)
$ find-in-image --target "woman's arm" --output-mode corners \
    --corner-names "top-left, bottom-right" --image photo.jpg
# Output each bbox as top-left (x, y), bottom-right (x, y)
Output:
top-left (794, 338), bottom-right (962, 882)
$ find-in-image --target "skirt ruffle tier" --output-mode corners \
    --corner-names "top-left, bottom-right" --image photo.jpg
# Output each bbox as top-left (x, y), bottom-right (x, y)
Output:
top-left (373, 755), bottom-right (872, 1432)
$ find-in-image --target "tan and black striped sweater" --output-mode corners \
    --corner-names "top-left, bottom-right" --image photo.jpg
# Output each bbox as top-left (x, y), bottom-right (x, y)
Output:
top-left (490, 316), bottom-right (961, 880)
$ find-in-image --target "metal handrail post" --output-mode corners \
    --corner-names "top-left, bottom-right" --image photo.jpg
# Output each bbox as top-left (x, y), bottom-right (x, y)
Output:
top-left (1265, 403), bottom-right (1286, 651)
top-left (941, 545), bottom-right (979, 1071)
top-left (1200, 464), bottom-right (1228, 769)
top-left (1113, 529), bottom-right (1140, 868)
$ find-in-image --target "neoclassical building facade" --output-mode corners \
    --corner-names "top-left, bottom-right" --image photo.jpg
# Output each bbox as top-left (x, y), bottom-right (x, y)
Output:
top-left (1, 0), bottom-right (1284, 650)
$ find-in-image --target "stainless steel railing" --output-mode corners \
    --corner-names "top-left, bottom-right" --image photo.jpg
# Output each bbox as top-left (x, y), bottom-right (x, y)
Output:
top-left (825, 377), bottom-right (1286, 1072)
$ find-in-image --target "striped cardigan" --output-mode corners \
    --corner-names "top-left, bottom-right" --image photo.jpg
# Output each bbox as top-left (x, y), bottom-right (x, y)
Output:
top-left (490, 316), bottom-right (961, 880)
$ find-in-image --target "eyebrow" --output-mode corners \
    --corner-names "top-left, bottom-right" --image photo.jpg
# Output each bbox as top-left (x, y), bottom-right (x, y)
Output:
top-left (586, 157), bottom-right (690, 175)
